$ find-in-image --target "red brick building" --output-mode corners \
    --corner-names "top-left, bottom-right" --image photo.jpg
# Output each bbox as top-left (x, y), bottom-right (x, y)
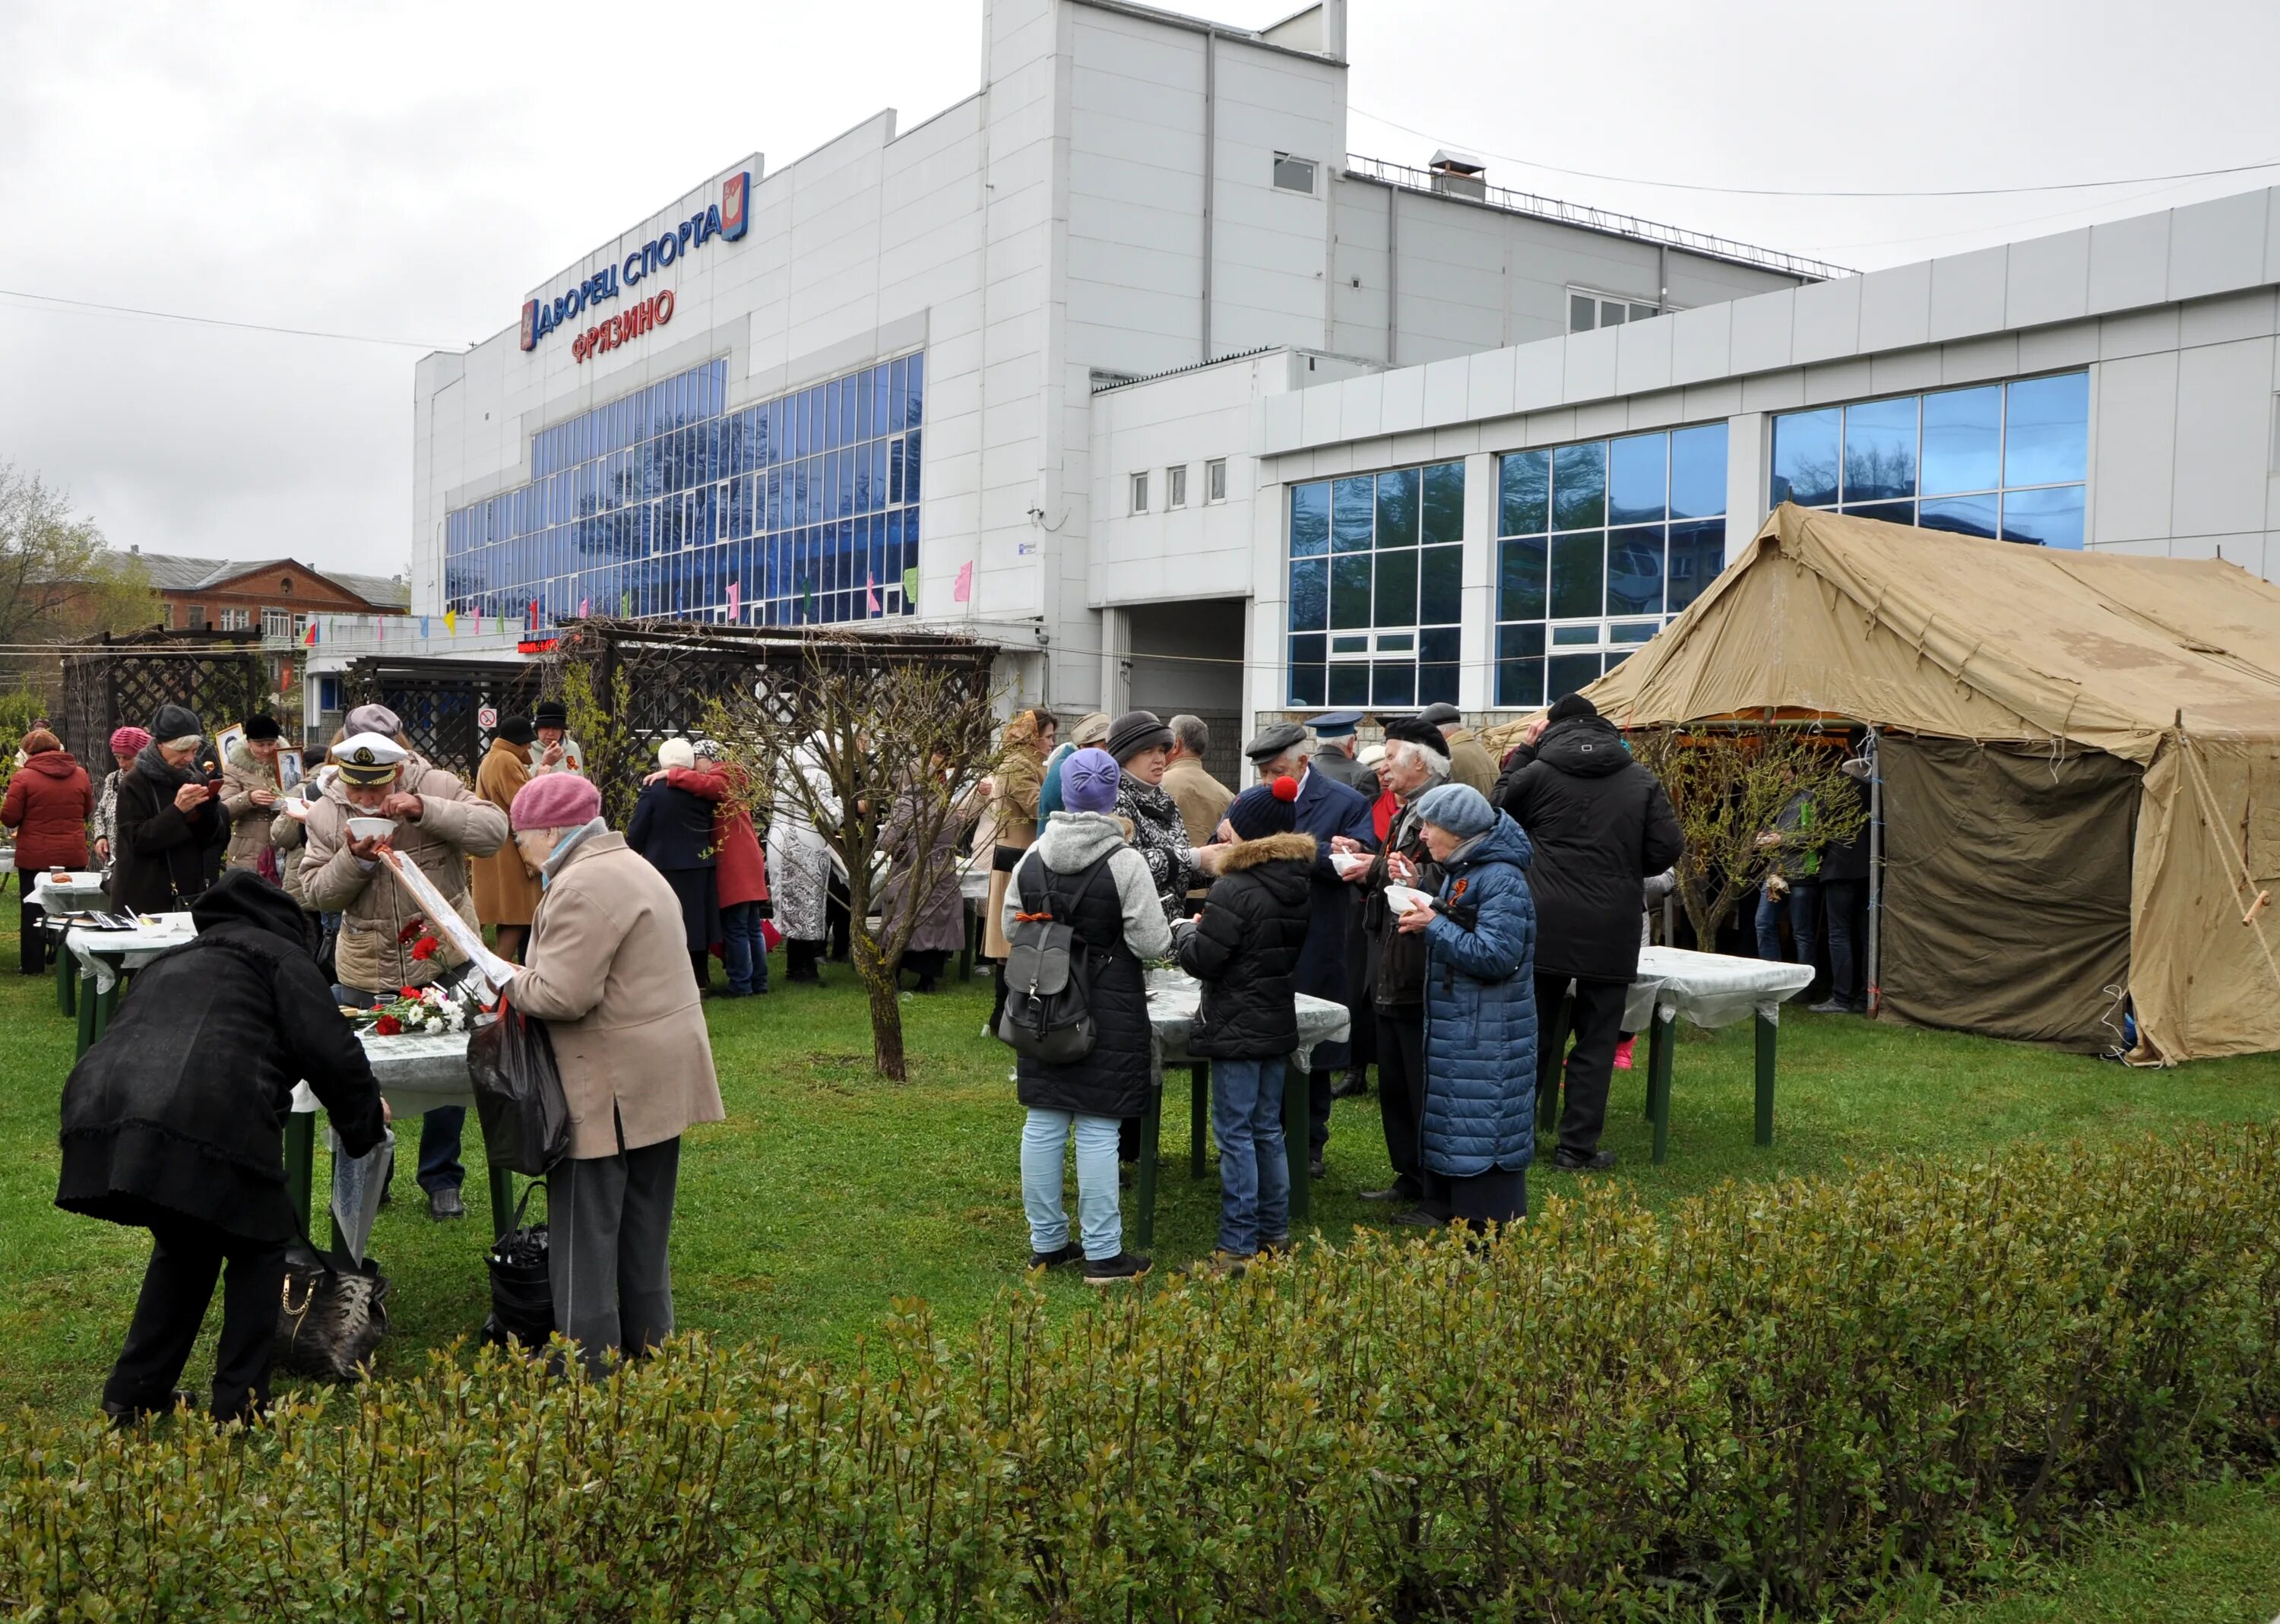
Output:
top-left (125, 550), bottom-right (410, 635)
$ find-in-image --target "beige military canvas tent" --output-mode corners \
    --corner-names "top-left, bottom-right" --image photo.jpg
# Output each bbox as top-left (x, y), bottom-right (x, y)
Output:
top-left (1554, 503), bottom-right (2280, 1062)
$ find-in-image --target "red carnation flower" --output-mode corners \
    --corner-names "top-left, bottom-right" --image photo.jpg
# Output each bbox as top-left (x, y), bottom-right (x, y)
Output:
top-left (397, 916), bottom-right (428, 945)
top-left (400, 986), bottom-right (423, 1001)
top-left (410, 935), bottom-right (440, 962)
top-left (372, 1015), bottom-right (403, 1037)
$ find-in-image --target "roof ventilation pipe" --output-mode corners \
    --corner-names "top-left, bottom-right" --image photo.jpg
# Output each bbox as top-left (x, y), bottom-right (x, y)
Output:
top-left (1430, 150), bottom-right (1487, 201)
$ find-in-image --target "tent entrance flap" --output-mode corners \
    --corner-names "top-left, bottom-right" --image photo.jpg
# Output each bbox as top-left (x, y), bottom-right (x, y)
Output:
top-left (1878, 736), bottom-right (2138, 1052)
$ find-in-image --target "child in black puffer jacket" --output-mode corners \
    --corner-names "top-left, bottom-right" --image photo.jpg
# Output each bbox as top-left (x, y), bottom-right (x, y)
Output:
top-left (1173, 776), bottom-right (1315, 1271)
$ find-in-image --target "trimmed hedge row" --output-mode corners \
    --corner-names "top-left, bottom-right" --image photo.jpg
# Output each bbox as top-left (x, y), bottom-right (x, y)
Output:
top-left (4, 1128), bottom-right (2277, 1622)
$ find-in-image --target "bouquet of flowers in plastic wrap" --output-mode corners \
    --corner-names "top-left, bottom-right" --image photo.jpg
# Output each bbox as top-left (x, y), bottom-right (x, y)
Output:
top-left (343, 981), bottom-right (477, 1037)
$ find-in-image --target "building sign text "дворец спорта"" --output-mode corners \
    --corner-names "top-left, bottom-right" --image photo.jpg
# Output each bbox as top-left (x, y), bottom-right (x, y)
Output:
top-left (520, 169), bottom-right (748, 353)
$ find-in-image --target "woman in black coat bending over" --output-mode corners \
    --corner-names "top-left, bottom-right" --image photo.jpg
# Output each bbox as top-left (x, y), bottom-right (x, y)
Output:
top-left (57, 870), bottom-right (389, 1425)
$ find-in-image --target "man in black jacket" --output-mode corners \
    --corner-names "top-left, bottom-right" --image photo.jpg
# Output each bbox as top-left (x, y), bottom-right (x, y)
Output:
top-left (1494, 695), bottom-right (1682, 1170)
top-left (58, 870), bottom-right (390, 1424)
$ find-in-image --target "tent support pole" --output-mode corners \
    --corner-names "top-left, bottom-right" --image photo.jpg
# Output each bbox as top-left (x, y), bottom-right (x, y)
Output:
top-left (1867, 723), bottom-right (1883, 1012)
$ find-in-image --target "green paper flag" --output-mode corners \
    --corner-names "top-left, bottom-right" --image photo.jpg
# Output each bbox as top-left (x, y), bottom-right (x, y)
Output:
top-left (901, 566), bottom-right (919, 604)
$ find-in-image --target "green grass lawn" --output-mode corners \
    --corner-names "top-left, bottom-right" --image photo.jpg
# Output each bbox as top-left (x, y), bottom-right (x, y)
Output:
top-left (4, 886), bottom-right (2278, 1618)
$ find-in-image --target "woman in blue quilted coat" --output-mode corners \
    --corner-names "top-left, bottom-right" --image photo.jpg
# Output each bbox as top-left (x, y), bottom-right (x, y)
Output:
top-left (1392, 782), bottom-right (1537, 1229)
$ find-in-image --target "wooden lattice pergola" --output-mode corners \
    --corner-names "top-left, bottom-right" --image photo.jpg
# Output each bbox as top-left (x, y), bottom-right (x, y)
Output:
top-left (59, 635), bottom-right (269, 768)
top-left (339, 659), bottom-right (543, 782)
top-left (546, 619), bottom-right (999, 740)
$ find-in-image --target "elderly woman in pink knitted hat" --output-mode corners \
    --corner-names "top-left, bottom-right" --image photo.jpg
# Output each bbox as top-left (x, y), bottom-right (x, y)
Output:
top-left (505, 771), bottom-right (725, 1374)
top-left (91, 726), bottom-right (153, 873)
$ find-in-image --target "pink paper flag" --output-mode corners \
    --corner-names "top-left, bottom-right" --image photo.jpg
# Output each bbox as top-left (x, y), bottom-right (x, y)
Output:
top-left (727, 580), bottom-right (742, 621)
top-left (578, 597), bottom-right (591, 619)
top-left (866, 572), bottom-right (881, 614)
top-left (952, 560), bottom-right (974, 603)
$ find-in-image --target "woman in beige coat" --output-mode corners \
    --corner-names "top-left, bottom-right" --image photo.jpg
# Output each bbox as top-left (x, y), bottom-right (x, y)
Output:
top-left (470, 717), bottom-right (542, 961)
top-left (219, 714), bottom-right (287, 875)
top-left (505, 771), bottom-right (724, 1374)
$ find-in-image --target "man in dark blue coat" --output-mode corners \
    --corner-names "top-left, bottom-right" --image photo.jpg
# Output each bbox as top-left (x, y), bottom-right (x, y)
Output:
top-left (1241, 722), bottom-right (1376, 1178)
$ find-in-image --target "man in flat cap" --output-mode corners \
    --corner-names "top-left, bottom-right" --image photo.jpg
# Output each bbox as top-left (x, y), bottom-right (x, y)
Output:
top-left (1243, 719), bottom-right (1376, 1181)
top-left (1417, 703), bottom-right (1496, 795)
top-left (1307, 711), bottom-right (1379, 799)
top-left (304, 717), bottom-right (509, 1220)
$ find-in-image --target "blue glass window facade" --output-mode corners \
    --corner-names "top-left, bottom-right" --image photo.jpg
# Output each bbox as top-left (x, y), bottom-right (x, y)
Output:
top-left (1287, 461), bottom-right (1464, 708)
top-left (1495, 424), bottom-right (1727, 708)
top-left (445, 353), bottom-right (924, 628)
top-left (1769, 371), bottom-right (2087, 549)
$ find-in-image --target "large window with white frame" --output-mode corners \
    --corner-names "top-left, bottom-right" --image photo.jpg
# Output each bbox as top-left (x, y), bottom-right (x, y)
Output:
top-left (1495, 424), bottom-right (1728, 708)
top-left (1569, 287), bottom-right (1665, 333)
top-left (1287, 461), bottom-right (1465, 708)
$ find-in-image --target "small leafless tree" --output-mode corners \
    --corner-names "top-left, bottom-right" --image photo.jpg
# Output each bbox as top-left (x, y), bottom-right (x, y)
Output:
top-left (706, 635), bottom-right (1000, 1080)
top-left (1632, 720), bottom-right (1867, 951)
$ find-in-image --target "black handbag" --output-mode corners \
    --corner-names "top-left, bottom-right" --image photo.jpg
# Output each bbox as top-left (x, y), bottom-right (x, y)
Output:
top-left (483, 1180), bottom-right (554, 1349)
top-left (467, 999), bottom-right (572, 1176)
top-left (274, 1243), bottom-right (391, 1382)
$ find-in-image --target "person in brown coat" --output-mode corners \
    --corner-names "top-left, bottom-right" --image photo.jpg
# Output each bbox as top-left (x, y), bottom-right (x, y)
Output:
top-left (5, 727), bottom-right (92, 974)
top-left (505, 771), bottom-right (725, 1374)
top-left (302, 708), bottom-right (508, 1220)
top-left (470, 717), bottom-right (542, 961)
top-left (219, 714), bottom-right (288, 875)
top-left (1162, 714), bottom-right (1235, 913)
top-left (982, 708), bottom-right (1053, 1029)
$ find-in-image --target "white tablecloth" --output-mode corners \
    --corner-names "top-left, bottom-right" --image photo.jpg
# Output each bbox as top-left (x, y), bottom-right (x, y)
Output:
top-left (1145, 969), bottom-right (1351, 1078)
top-left (1630, 946), bottom-right (1815, 1030)
top-left (64, 913), bottom-right (197, 991)
top-left (291, 1027), bottom-right (477, 1116)
top-left (33, 872), bottom-right (110, 916)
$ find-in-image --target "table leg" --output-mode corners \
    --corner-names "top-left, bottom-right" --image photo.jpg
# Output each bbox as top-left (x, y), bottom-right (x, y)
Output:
top-left (958, 900), bottom-right (975, 985)
top-left (1283, 1059), bottom-right (1309, 1224)
top-left (283, 1113), bottom-right (315, 1239)
top-left (1754, 1012), bottom-right (1777, 1148)
top-left (1189, 1062), bottom-right (1209, 1179)
top-left (489, 1165), bottom-right (520, 1244)
top-left (1133, 1084), bottom-right (1161, 1249)
top-left (74, 974), bottom-right (97, 1056)
top-left (93, 978), bottom-right (121, 1044)
top-left (56, 948), bottom-right (76, 1018)
top-left (1649, 1008), bottom-right (1676, 1166)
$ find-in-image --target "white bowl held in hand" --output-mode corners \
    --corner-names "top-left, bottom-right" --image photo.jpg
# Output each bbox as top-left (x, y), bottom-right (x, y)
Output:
top-left (347, 816), bottom-right (395, 841)
top-left (1330, 850), bottom-right (1373, 879)
top-left (1384, 883), bottom-right (1435, 917)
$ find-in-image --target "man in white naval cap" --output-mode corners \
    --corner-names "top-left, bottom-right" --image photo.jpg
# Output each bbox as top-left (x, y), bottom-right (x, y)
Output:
top-left (302, 709), bottom-right (509, 1221)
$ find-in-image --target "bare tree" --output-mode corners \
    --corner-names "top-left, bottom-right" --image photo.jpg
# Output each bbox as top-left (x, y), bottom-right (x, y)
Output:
top-left (1631, 721), bottom-right (1867, 951)
top-left (0, 463), bottom-right (162, 689)
top-left (705, 636), bottom-right (999, 1080)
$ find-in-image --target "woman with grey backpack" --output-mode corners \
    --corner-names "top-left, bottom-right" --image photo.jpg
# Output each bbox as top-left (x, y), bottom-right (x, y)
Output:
top-left (1000, 747), bottom-right (1170, 1284)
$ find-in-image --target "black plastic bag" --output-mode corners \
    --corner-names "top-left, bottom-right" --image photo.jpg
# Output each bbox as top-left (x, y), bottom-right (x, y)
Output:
top-left (483, 1180), bottom-right (554, 1349)
top-left (467, 1002), bottom-right (571, 1176)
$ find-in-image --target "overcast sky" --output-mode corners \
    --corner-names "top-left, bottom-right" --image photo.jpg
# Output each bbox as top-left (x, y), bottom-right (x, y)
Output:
top-left (2, 0), bottom-right (2273, 581)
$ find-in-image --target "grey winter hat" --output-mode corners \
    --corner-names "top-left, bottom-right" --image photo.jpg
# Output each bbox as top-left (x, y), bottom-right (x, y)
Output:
top-left (1242, 721), bottom-right (1307, 763)
top-left (1415, 702), bottom-right (1464, 727)
top-left (148, 702), bottom-right (202, 748)
top-left (1416, 782), bottom-right (1496, 839)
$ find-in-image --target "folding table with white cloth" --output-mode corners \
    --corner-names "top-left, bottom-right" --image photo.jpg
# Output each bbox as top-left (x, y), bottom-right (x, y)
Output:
top-left (283, 1027), bottom-right (515, 1258)
top-left (1611, 947), bottom-right (1815, 1163)
top-left (62, 913), bottom-right (196, 1053)
top-left (34, 871), bottom-right (112, 1015)
top-left (1136, 969), bottom-right (1351, 1246)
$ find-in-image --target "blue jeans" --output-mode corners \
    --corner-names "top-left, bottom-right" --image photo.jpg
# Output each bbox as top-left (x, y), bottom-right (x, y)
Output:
top-left (1210, 1057), bottom-right (1290, 1255)
top-left (1020, 1109), bottom-right (1123, 1261)
top-left (721, 902), bottom-right (768, 996)
top-left (334, 983), bottom-right (464, 1194)
top-left (1755, 882), bottom-right (1820, 973)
